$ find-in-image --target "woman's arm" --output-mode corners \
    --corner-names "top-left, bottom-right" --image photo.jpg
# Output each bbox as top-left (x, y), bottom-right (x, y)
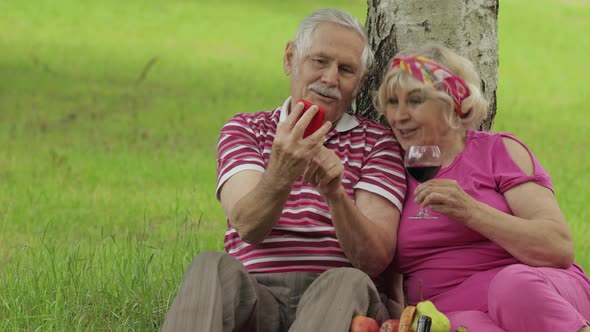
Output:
top-left (467, 180), bottom-right (573, 268)
top-left (416, 137), bottom-right (574, 268)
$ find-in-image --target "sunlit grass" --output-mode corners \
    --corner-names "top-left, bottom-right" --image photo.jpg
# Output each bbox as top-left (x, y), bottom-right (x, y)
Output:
top-left (0, 0), bottom-right (588, 329)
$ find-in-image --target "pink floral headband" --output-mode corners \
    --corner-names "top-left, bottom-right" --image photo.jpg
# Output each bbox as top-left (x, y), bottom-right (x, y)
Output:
top-left (390, 56), bottom-right (470, 117)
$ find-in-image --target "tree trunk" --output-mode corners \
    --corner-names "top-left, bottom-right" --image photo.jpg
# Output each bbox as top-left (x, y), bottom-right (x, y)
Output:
top-left (355, 0), bottom-right (499, 131)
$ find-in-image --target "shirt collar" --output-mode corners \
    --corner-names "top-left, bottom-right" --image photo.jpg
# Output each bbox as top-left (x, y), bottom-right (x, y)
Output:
top-left (279, 97), bottom-right (359, 133)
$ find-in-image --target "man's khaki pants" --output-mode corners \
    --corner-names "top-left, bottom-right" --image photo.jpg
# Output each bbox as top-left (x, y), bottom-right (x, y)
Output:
top-left (162, 251), bottom-right (388, 332)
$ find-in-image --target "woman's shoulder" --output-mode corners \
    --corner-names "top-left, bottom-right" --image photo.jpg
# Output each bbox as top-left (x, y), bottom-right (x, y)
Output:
top-left (467, 130), bottom-right (545, 179)
top-left (468, 129), bottom-right (515, 141)
top-left (467, 130), bottom-right (526, 151)
top-left (466, 130), bottom-right (504, 151)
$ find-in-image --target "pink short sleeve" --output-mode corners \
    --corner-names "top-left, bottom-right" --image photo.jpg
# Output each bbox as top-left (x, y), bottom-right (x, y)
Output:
top-left (492, 133), bottom-right (553, 193)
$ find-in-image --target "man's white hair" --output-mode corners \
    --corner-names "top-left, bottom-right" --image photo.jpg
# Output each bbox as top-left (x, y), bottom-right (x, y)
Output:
top-left (291, 8), bottom-right (374, 77)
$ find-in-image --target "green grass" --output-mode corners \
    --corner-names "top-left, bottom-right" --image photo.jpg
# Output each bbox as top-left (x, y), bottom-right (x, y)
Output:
top-left (495, 0), bottom-right (590, 267)
top-left (0, 0), bottom-right (588, 330)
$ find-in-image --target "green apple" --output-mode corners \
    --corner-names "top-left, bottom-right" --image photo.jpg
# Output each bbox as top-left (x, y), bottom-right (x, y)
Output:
top-left (411, 301), bottom-right (451, 332)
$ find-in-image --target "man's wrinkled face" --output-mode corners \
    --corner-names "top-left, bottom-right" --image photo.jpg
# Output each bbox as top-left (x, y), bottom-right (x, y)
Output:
top-left (284, 22), bottom-right (365, 125)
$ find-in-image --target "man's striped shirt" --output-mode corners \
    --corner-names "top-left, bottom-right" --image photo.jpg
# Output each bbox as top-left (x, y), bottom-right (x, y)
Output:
top-left (216, 98), bottom-right (406, 274)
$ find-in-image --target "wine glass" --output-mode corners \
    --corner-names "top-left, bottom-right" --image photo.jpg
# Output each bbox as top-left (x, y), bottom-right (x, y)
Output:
top-left (404, 145), bottom-right (442, 219)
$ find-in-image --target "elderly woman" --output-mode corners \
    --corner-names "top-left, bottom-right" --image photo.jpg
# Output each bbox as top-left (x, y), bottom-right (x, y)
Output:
top-left (375, 43), bottom-right (590, 332)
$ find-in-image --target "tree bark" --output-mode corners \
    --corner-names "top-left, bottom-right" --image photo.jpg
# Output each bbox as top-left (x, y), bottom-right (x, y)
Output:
top-left (355, 0), bottom-right (499, 131)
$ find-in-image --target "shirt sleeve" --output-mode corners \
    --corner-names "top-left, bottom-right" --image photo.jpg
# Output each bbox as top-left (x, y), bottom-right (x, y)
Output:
top-left (216, 114), bottom-right (266, 200)
top-left (354, 133), bottom-right (407, 212)
top-left (492, 133), bottom-right (553, 193)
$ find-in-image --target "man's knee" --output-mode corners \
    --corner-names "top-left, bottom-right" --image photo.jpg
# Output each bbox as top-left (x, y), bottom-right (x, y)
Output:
top-left (313, 268), bottom-right (383, 319)
top-left (320, 267), bottom-right (374, 289)
top-left (321, 267), bottom-right (367, 278)
top-left (186, 250), bottom-right (222, 271)
top-left (190, 250), bottom-right (225, 265)
top-left (184, 251), bottom-right (242, 279)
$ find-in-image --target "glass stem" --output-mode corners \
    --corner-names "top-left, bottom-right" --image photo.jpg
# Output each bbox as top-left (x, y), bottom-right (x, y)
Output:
top-left (419, 205), bottom-right (427, 216)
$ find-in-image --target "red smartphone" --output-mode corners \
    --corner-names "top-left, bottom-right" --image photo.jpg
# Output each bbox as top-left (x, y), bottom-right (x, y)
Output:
top-left (298, 99), bottom-right (326, 138)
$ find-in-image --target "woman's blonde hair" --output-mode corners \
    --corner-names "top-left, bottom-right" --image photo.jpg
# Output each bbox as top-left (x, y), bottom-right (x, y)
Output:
top-left (375, 43), bottom-right (489, 129)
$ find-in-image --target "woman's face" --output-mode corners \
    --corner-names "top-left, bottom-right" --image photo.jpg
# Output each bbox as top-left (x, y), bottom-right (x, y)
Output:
top-left (384, 87), bottom-right (453, 151)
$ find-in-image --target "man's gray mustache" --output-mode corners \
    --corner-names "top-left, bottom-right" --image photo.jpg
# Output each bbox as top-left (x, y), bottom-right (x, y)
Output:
top-left (308, 83), bottom-right (342, 100)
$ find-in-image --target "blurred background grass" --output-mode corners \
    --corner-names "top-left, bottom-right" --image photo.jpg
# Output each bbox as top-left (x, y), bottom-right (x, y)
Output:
top-left (0, 0), bottom-right (588, 330)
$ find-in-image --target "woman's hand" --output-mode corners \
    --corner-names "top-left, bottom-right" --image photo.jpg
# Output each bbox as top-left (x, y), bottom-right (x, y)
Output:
top-left (414, 179), bottom-right (481, 223)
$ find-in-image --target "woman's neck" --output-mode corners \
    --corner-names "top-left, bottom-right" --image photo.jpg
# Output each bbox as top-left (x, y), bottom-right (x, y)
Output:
top-left (438, 129), bottom-right (468, 167)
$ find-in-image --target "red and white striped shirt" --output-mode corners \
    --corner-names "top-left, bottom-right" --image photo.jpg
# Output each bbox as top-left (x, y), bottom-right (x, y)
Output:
top-left (216, 98), bottom-right (406, 274)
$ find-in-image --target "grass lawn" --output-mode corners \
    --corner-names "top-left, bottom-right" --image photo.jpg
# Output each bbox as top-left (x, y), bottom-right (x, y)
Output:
top-left (0, 0), bottom-right (588, 330)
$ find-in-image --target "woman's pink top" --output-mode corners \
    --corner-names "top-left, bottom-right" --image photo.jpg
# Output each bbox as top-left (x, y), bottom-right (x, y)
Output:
top-left (395, 129), bottom-right (584, 309)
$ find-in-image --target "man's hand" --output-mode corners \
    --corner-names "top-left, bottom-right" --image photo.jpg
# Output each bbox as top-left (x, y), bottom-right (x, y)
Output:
top-left (220, 101), bottom-right (332, 244)
top-left (302, 146), bottom-right (344, 198)
top-left (267, 102), bottom-right (332, 187)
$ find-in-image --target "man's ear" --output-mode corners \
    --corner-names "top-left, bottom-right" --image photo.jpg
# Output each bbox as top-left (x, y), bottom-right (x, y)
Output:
top-left (283, 42), bottom-right (295, 75)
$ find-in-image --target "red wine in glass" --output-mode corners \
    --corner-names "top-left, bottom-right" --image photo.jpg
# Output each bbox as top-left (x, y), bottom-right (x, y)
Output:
top-left (406, 165), bottom-right (441, 183)
top-left (404, 145), bottom-right (442, 219)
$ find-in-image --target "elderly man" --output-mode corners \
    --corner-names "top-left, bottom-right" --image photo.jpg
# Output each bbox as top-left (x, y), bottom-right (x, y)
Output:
top-left (163, 8), bottom-right (406, 332)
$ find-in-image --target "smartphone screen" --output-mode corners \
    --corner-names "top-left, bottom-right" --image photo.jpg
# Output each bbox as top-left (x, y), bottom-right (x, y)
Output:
top-left (298, 99), bottom-right (326, 138)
